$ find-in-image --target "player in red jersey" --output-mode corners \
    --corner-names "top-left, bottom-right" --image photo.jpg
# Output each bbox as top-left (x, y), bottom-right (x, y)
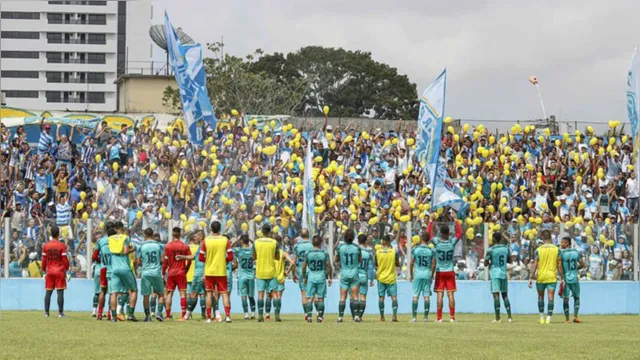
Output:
top-left (163, 227), bottom-right (191, 319)
top-left (42, 225), bottom-right (69, 318)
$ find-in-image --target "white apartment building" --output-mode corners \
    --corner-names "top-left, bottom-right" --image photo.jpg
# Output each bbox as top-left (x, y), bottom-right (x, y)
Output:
top-left (0, 0), bottom-right (153, 112)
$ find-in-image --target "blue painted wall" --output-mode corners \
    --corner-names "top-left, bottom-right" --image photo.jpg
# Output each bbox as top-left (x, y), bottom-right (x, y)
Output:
top-left (0, 279), bottom-right (638, 315)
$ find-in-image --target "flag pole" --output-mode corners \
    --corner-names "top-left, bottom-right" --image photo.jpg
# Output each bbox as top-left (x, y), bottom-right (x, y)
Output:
top-left (535, 83), bottom-right (548, 120)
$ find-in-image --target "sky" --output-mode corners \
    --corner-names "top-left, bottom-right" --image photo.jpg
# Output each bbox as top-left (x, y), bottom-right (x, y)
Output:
top-left (153, 0), bottom-right (640, 130)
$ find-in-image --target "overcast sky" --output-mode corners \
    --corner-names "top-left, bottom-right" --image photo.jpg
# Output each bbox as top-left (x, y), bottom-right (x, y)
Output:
top-left (154, 0), bottom-right (640, 128)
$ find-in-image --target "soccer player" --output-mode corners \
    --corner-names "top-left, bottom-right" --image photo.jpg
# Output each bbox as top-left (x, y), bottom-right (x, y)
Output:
top-left (409, 232), bottom-right (435, 322)
top-left (559, 236), bottom-right (584, 324)
top-left (433, 224), bottom-right (460, 322)
top-left (183, 230), bottom-right (206, 320)
top-left (91, 232), bottom-right (103, 318)
top-left (293, 229), bottom-right (314, 320)
top-left (302, 235), bottom-right (332, 323)
top-left (253, 224), bottom-right (279, 322)
top-left (357, 234), bottom-right (374, 320)
top-left (484, 232), bottom-right (513, 323)
top-left (138, 228), bottom-right (166, 322)
top-left (163, 227), bottom-right (191, 320)
top-left (335, 229), bottom-right (362, 322)
top-left (94, 222), bottom-right (115, 320)
top-left (528, 229), bottom-right (564, 324)
top-left (42, 225), bottom-right (69, 318)
top-left (273, 235), bottom-right (295, 322)
top-left (374, 235), bottom-right (399, 322)
top-left (198, 221), bottom-right (233, 323)
top-left (234, 234), bottom-right (256, 319)
top-left (108, 221), bottom-right (138, 322)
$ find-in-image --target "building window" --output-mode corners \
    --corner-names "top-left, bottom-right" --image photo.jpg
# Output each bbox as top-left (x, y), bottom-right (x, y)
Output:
top-left (1, 12), bottom-right (40, 20)
top-left (4, 91), bottom-right (38, 99)
top-left (88, 14), bottom-right (106, 25)
top-left (1, 71), bottom-right (39, 79)
top-left (1, 51), bottom-right (39, 59)
top-left (46, 52), bottom-right (62, 63)
top-left (46, 92), bottom-right (62, 103)
top-left (48, 1), bottom-right (64, 4)
top-left (46, 33), bottom-right (63, 44)
top-left (47, 13), bottom-right (63, 24)
top-left (87, 53), bottom-right (106, 64)
top-left (87, 92), bottom-right (105, 104)
top-left (87, 72), bottom-right (105, 84)
top-left (1, 31), bottom-right (40, 40)
top-left (88, 33), bottom-right (106, 45)
top-left (46, 72), bottom-right (62, 83)
top-left (88, 1), bottom-right (107, 5)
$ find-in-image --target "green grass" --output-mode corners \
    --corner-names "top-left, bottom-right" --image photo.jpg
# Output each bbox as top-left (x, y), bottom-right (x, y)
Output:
top-left (1, 312), bottom-right (638, 359)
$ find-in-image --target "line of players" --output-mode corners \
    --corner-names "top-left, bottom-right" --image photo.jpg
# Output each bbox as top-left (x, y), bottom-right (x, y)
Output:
top-left (41, 221), bottom-right (583, 324)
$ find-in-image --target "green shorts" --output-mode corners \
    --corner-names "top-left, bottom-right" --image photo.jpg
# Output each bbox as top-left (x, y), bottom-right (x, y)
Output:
top-left (187, 278), bottom-right (205, 295)
top-left (277, 282), bottom-right (285, 293)
top-left (256, 278), bottom-right (278, 293)
top-left (238, 277), bottom-right (255, 297)
top-left (412, 277), bottom-right (432, 297)
top-left (306, 281), bottom-right (327, 299)
top-left (377, 282), bottom-right (397, 297)
top-left (491, 278), bottom-right (508, 293)
top-left (93, 274), bottom-right (101, 294)
top-left (358, 274), bottom-right (369, 295)
top-left (536, 282), bottom-right (557, 292)
top-left (562, 282), bottom-right (580, 298)
top-left (340, 275), bottom-right (360, 290)
top-left (141, 273), bottom-right (165, 296)
top-left (110, 268), bottom-right (137, 294)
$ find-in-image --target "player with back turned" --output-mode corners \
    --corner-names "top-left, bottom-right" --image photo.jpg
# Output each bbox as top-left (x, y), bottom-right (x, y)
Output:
top-left (432, 224), bottom-right (460, 322)
top-left (163, 227), bottom-right (192, 320)
top-left (374, 234), bottom-right (400, 322)
top-left (108, 221), bottom-right (139, 322)
top-left (234, 234), bottom-right (257, 320)
top-left (357, 234), bottom-right (374, 320)
top-left (409, 232), bottom-right (435, 322)
top-left (484, 232), bottom-right (513, 323)
top-left (302, 235), bottom-right (332, 323)
top-left (253, 224), bottom-right (280, 322)
top-left (529, 229), bottom-right (563, 324)
top-left (293, 229), bottom-right (314, 321)
top-left (334, 229), bottom-right (362, 323)
top-left (42, 225), bottom-right (69, 318)
top-left (137, 228), bottom-right (166, 322)
top-left (559, 236), bottom-right (584, 324)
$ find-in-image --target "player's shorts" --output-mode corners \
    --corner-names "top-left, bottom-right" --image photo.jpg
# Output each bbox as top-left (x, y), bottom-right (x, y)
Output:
top-left (187, 277), bottom-right (205, 295)
top-left (166, 274), bottom-right (188, 292)
top-left (227, 276), bottom-right (233, 292)
top-left (205, 276), bottom-right (228, 292)
top-left (99, 267), bottom-right (108, 289)
top-left (45, 273), bottom-right (67, 290)
top-left (536, 282), bottom-right (557, 292)
top-left (491, 278), bottom-right (508, 293)
top-left (277, 282), bottom-right (285, 293)
top-left (412, 277), bottom-right (432, 297)
top-left (340, 275), bottom-right (360, 290)
top-left (110, 268), bottom-right (137, 293)
top-left (141, 273), bottom-right (165, 296)
top-left (238, 277), bottom-right (255, 297)
top-left (434, 271), bottom-right (456, 292)
top-left (306, 281), bottom-right (327, 298)
top-left (358, 274), bottom-right (369, 295)
top-left (377, 281), bottom-right (397, 297)
top-left (256, 278), bottom-right (278, 293)
top-left (561, 282), bottom-right (580, 298)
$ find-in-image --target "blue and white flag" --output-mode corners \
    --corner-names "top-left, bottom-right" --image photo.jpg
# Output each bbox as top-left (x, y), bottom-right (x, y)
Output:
top-left (164, 13), bottom-right (217, 145)
top-left (432, 158), bottom-right (469, 215)
top-left (302, 140), bottom-right (315, 237)
top-left (416, 69), bottom-right (447, 189)
top-left (627, 46), bottom-right (640, 185)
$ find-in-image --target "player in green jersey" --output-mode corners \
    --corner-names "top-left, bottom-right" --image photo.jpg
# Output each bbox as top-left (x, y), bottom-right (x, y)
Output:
top-left (560, 236), bottom-right (584, 324)
top-left (484, 232), bottom-right (513, 323)
top-left (302, 235), bottom-right (333, 323)
top-left (293, 229), bottom-right (314, 320)
top-left (108, 222), bottom-right (139, 322)
top-left (334, 229), bottom-right (362, 323)
top-left (357, 234), bottom-right (374, 320)
top-left (94, 222), bottom-right (115, 321)
top-left (91, 228), bottom-right (105, 318)
top-left (410, 232), bottom-right (435, 322)
top-left (137, 228), bottom-right (166, 322)
top-left (233, 234), bottom-right (257, 320)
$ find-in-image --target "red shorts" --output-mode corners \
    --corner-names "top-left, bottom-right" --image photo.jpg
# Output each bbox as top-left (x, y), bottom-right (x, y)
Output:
top-left (99, 267), bottom-right (108, 288)
top-left (166, 274), bottom-right (187, 291)
top-left (205, 276), bottom-right (228, 293)
top-left (434, 271), bottom-right (456, 292)
top-left (45, 273), bottom-right (67, 290)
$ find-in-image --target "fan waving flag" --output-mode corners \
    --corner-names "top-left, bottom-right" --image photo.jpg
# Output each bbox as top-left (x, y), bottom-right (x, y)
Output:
top-left (627, 46), bottom-right (640, 190)
top-left (164, 12), bottom-right (217, 145)
top-left (302, 140), bottom-right (316, 237)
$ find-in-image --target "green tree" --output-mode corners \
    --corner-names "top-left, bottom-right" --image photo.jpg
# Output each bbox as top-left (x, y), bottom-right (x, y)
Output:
top-left (251, 46), bottom-right (418, 119)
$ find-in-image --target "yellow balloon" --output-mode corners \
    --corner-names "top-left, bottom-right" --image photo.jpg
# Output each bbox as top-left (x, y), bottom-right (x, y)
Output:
top-left (323, 105), bottom-right (330, 115)
top-left (95, 154), bottom-right (102, 162)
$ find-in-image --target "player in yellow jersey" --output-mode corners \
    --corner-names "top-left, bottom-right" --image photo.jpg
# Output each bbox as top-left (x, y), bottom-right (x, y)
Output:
top-left (197, 221), bottom-right (233, 323)
top-left (253, 224), bottom-right (280, 322)
top-left (528, 229), bottom-right (564, 324)
top-left (271, 236), bottom-right (295, 322)
top-left (374, 235), bottom-right (400, 322)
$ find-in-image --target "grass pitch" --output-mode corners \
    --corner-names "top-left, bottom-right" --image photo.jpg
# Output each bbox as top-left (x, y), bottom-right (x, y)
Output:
top-left (0, 312), bottom-right (638, 359)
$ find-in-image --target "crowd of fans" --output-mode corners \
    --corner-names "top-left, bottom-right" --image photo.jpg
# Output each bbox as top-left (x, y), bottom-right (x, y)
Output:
top-left (0, 114), bottom-right (636, 281)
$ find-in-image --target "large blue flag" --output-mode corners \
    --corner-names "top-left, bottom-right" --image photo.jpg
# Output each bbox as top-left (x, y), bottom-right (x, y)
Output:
top-left (627, 46), bottom-right (639, 186)
top-left (164, 13), bottom-right (217, 145)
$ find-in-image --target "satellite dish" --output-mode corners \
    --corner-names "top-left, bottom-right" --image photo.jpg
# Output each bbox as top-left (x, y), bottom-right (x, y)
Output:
top-left (149, 24), bottom-right (195, 51)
